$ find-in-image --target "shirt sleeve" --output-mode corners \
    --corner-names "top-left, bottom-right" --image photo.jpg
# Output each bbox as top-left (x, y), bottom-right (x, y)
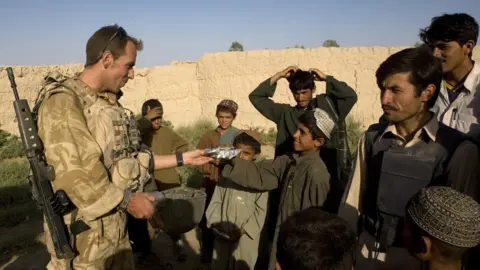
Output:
top-left (337, 133), bottom-right (367, 234)
top-left (37, 92), bottom-right (124, 222)
top-left (137, 116), bottom-right (152, 136)
top-left (221, 156), bottom-right (289, 191)
top-left (169, 129), bottom-right (190, 153)
top-left (196, 132), bottom-right (218, 180)
top-left (248, 78), bottom-right (291, 123)
top-left (205, 183), bottom-right (224, 227)
top-left (445, 140), bottom-right (480, 202)
top-left (321, 75), bottom-right (358, 121)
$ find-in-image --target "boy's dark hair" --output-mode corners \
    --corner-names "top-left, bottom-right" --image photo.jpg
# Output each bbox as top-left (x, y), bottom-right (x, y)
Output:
top-left (419, 13), bottom-right (478, 57)
top-left (376, 46), bottom-right (443, 108)
top-left (141, 99), bottom-right (162, 116)
top-left (298, 110), bottom-right (328, 140)
top-left (287, 70), bottom-right (315, 92)
top-left (277, 207), bottom-right (357, 270)
top-left (405, 205), bottom-right (468, 261)
top-left (233, 132), bottom-right (261, 154)
top-left (216, 105), bottom-right (237, 117)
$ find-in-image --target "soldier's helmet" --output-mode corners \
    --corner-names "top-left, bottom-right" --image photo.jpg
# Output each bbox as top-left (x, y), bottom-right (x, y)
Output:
top-left (151, 186), bottom-right (207, 235)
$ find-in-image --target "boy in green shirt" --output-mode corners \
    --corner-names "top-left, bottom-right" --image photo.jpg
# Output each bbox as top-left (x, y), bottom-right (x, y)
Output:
top-left (222, 107), bottom-right (336, 270)
top-left (250, 67), bottom-right (357, 268)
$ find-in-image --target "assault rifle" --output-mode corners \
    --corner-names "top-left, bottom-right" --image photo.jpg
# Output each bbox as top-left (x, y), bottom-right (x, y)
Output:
top-left (5, 67), bottom-right (75, 259)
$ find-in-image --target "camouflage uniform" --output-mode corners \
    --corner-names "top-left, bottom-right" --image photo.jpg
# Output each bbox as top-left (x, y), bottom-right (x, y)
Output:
top-left (35, 72), bottom-right (153, 270)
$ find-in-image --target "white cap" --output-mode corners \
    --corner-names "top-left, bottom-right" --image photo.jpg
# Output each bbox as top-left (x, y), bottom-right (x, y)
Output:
top-left (313, 108), bottom-right (336, 139)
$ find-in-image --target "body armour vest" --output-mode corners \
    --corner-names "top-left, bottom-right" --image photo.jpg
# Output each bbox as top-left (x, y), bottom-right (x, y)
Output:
top-left (361, 122), bottom-right (467, 250)
top-left (33, 71), bottom-right (154, 194)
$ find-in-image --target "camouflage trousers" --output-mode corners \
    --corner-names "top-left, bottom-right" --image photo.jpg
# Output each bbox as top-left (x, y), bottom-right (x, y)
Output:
top-left (43, 210), bottom-right (135, 270)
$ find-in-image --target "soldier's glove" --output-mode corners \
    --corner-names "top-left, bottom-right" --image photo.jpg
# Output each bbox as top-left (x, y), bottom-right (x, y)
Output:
top-left (50, 190), bottom-right (76, 215)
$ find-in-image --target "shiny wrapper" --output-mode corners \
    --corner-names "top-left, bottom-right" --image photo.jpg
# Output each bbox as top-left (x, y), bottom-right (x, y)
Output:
top-left (204, 147), bottom-right (241, 160)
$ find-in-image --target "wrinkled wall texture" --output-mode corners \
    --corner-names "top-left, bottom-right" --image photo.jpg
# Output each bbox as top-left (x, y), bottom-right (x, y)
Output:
top-left (1, 47), bottom-right (479, 136)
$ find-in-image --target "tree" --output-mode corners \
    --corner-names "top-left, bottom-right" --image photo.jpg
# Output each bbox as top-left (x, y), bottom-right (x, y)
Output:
top-left (322, 39), bottom-right (340, 47)
top-left (229, 41), bottom-right (244, 52)
top-left (287, 45), bottom-right (305, 49)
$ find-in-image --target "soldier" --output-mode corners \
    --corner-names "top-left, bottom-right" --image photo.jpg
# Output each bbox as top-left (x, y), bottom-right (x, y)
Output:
top-left (34, 24), bottom-right (212, 269)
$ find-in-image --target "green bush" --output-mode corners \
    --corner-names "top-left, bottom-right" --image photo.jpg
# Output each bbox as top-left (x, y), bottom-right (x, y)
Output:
top-left (0, 161), bottom-right (31, 207)
top-left (346, 116), bottom-right (365, 160)
top-left (175, 118), bottom-right (217, 150)
top-left (0, 130), bottom-right (25, 161)
top-left (171, 119), bottom-right (215, 187)
top-left (177, 166), bottom-right (204, 188)
top-left (246, 126), bottom-right (277, 146)
top-left (162, 120), bottom-right (174, 129)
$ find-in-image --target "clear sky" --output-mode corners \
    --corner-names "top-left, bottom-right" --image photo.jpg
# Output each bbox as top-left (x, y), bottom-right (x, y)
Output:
top-left (0, 0), bottom-right (479, 68)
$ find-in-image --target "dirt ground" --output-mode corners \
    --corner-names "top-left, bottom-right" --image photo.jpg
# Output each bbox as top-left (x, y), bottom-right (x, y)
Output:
top-left (0, 146), bottom-right (275, 270)
top-left (0, 226), bottom-right (206, 270)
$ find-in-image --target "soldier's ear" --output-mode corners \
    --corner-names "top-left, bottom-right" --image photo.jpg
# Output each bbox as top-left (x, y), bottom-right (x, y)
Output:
top-left (102, 51), bottom-right (114, 69)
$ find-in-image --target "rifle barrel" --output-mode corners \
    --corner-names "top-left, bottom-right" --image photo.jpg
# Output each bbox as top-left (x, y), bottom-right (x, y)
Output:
top-left (6, 67), bottom-right (20, 101)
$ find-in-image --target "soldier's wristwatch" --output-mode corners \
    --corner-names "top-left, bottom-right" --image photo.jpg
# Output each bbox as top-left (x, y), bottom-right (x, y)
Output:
top-left (176, 152), bottom-right (184, 167)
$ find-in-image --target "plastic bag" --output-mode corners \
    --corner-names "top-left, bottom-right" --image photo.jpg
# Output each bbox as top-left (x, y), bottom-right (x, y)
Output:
top-left (204, 147), bottom-right (241, 160)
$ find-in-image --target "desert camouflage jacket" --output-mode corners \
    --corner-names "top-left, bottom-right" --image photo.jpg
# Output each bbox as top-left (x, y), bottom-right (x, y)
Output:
top-left (35, 72), bottom-right (151, 222)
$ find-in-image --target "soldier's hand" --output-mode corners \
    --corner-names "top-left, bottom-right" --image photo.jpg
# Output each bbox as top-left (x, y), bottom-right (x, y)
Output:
top-left (309, 68), bottom-right (327, 81)
top-left (145, 107), bottom-right (163, 121)
top-left (126, 192), bottom-right (155, 219)
top-left (190, 156), bottom-right (214, 166)
top-left (183, 149), bottom-right (213, 166)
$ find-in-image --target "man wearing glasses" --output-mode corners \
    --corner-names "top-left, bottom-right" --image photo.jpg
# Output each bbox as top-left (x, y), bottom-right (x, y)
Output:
top-left (34, 24), bottom-right (211, 269)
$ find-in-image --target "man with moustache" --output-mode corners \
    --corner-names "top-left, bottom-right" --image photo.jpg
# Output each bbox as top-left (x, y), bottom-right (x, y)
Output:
top-left (338, 46), bottom-right (480, 270)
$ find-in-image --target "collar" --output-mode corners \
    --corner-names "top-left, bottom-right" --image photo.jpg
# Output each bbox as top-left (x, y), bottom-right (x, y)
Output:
top-left (71, 73), bottom-right (95, 94)
top-left (292, 149), bottom-right (321, 162)
top-left (152, 126), bottom-right (164, 133)
top-left (379, 114), bottom-right (439, 142)
top-left (96, 91), bottom-right (120, 105)
top-left (215, 126), bottom-right (224, 134)
top-left (215, 125), bottom-right (237, 133)
top-left (463, 61), bottom-right (480, 93)
top-left (72, 72), bottom-right (120, 105)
